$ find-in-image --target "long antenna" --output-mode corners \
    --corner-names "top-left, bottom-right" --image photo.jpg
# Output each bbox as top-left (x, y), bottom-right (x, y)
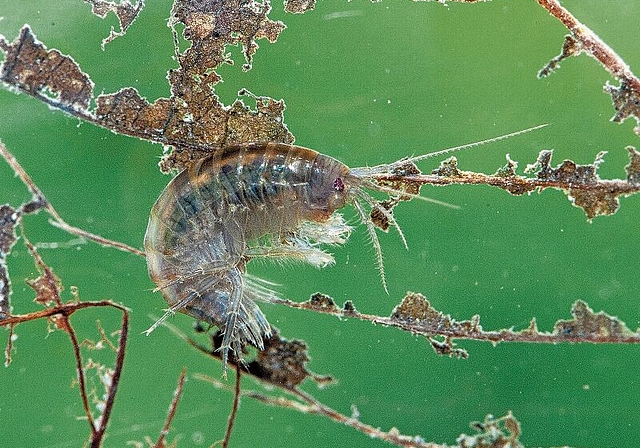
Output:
top-left (353, 123), bottom-right (548, 175)
top-left (408, 123), bottom-right (549, 164)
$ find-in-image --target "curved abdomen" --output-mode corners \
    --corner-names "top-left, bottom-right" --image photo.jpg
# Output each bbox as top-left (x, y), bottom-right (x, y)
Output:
top-left (143, 142), bottom-right (348, 355)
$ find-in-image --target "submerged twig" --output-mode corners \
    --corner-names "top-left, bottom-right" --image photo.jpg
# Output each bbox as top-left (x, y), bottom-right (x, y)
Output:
top-left (222, 363), bottom-right (242, 448)
top-left (373, 148), bottom-right (640, 220)
top-left (536, 0), bottom-right (640, 87)
top-left (0, 141), bottom-right (145, 257)
top-left (273, 293), bottom-right (640, 349)
top-left (0, 297), bottom-right (130, 447)
top-left (197, 372), bottom-right (524, 448)
top-left (153, 368), bottom-right (186, 448)
top-left (536, 0), bottom-right (640, 135)
top-left (0, 300), bottom-right (129, 326)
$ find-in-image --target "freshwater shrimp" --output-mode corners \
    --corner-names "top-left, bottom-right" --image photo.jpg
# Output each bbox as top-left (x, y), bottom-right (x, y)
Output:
top-left (143, 125), bottom-right (546, 373)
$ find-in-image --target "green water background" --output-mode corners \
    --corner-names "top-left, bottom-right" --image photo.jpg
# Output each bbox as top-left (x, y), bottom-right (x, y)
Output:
top-left (0, 1), bottom-right (639, 447)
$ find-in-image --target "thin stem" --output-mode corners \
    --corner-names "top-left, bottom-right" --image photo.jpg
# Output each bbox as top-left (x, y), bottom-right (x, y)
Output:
top-left (195, 373), bottom-right (444, 448)
top-left (154, 368), bottom-right (187, 448)
top-left (272, 297), bottom-right (640, 345)
top-left (536, 0), bottom-right (640, 93)
top-left (297, 387), bottom-right (445, 448)
top-left (222, 363), bottom-right (242, 448)
top-left (0, 141), bottom-right (145, 258)
top-left (91, 307), bottom-right (129, 448)
top-left (48, 218), bottom-right (146, 258)
top-left (66, 316), bottom-right (97, 435)
top-left (0, 298), bottom-right (130, 446)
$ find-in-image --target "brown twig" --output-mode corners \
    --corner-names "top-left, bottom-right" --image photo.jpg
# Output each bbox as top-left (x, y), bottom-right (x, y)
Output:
top-left (0, 141), bottom-right (146, 258)
top-left (0, 298), bottom-right (130, 447)
top-left (536, 0), bottom-right (640, 135)
top-left (374, 146), bottom-right (640, 221)
top-left (0, 300), bottom-right (128, 326)
top-left (373, 170), bottom-right (640, 195)
top-left (536, 0), bottom-right (640, 91)
top-left (69, 316), bottom-right (97, 434)
top-left (91, 304), bottom-right (129, 448)
top-left (48, 217), bottom-right (146, 258)
top-left (222, 363), bottom-right (242, 448)
top-left (272, 295), bottom-right (640, 346)
top-left (154, 368), bottom-right (187, 448)
top-left (196, 373), bottom-right (447, 448)
top-left (288, 387), bottom-right (446, 448)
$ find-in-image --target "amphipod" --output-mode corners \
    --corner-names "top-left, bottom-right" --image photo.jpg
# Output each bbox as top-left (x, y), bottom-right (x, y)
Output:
top-left (144, 126), bottom-right (545, 372)
top-left (144, 142), bottom-right (356, 372)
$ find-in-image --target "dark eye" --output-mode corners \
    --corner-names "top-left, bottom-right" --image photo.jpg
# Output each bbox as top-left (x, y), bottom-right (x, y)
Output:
top-left (333, 177), bottom-right (345, 192)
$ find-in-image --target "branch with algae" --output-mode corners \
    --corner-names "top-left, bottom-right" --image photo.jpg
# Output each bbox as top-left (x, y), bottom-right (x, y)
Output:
top-left (0, 140), bottom-right (193, 448)
top-left (389, 0), bottom-right (640, 137)
top-left (0, 141), bottom-right (145, 258)
top-left (373, 146), bottom-right (640, 221)
top-left (197, 372), bottom-right (458, 448)
top-left (176, 290), bottom-right (634, 447)
top-left (0, 2), bottom-right (294, 172)
top-left (536, 0), bottom-right (640, 136)
top-left (0, 227), bottom-right (130, 448)
top-left (242, 390), bottom-right (523, 448)
top-left (275, 293), bottom-right (640, 360)
top-left (163, 320), bottom-right (529, 448)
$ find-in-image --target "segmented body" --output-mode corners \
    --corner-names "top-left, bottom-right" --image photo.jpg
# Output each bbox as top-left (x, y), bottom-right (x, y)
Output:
top-left (143, 126), bottom-right (542, 372)
top-left (144, 142), bottom-right (353, 369)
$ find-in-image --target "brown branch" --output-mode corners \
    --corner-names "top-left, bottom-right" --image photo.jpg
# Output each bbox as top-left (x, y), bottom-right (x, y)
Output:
top-left (0, 300), bottom-right (128, 326)
top-left (222, 363), bottom-right (242, 448)
top-left (0, 230), bottom-right (130, 445)
top-left (374, 170), bottom-right (640, 195)
top-left (536, 0), bottom-right (640, 90)
top-left (0, 298), bottom-right (130, 447)
top-left (536, 0), bottom-right (640, 135)
top-left (48, 218), bottom-right (146, 258)
top-left (289, 387), bottom-right (446, 448)
top-left (91, 304), bottom-right (129, 448)
top-left (272, 294), bottom-right (640, 347)
top-left (376, 148), bottom-right (640, 220)
top-left (68, 316), bottom-right (97, 435)
top-left (154, 368), bottom-right (187, 448)
top-left (0, 24), bottom-right (294, 172)
top-left (0, 154), bottom-right (131, 446)
top-left (196, 373), bottom-right (445, 448)
top-left (0, 141), bottom-right (146, 257)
